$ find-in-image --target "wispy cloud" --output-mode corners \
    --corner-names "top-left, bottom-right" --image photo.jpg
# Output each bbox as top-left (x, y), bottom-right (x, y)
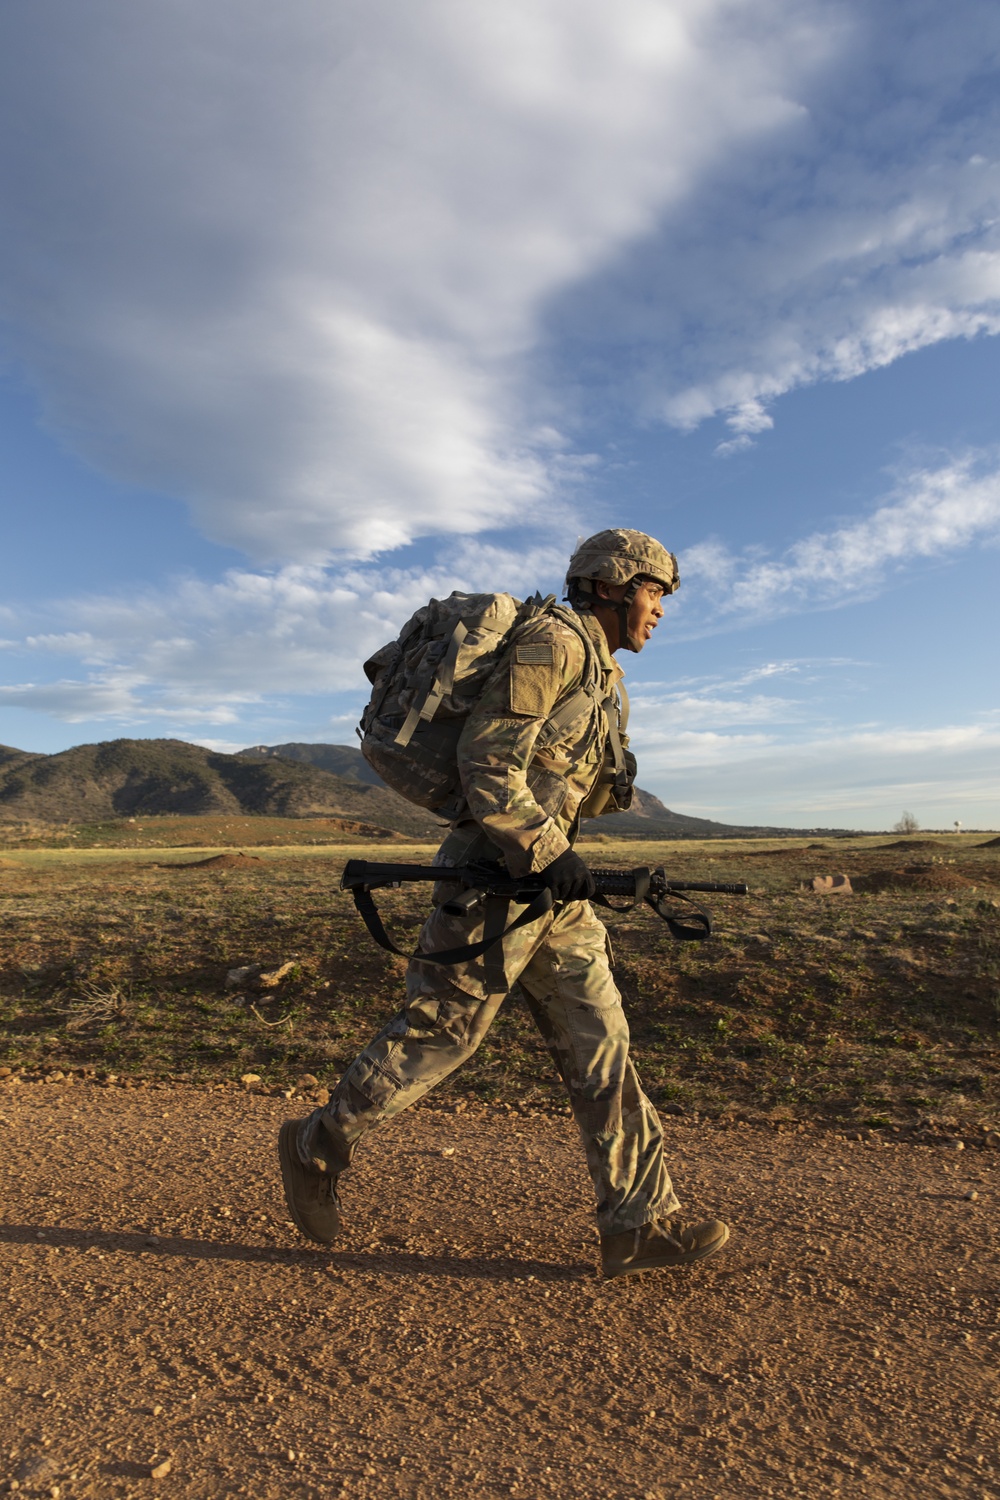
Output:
top-left (0, 536), bottom-right (570, 724)
top-left (546, 2), bottom-right (1000, 446)
top-left (633, 720), bottom-right (1000, 828)
top-left (3, 448), bottom-right (994, 730)
top-left (679, 453), bottom-right (1000, 628)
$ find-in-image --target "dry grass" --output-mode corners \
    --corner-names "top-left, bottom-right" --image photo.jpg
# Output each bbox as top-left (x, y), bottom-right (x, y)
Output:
top-left (1, 828), bottom-right (998, 1131)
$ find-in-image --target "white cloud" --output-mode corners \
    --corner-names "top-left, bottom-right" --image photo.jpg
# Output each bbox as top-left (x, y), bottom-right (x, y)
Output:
top-left (634, 720), bottom-right (1000, 828)
top-left (0, 0), bottom-right (819, 562)
top-left (678, 453), bottom-right (1000, 629)
top-left (627, 692), bottom-right (800, 729)
top-left (3, 1), bottom-right (999, 547)
top-left (0, 536), bottom-right (570, 724)
top-left (0, 674), bottom-right (152, 723)
top-left (4, 446), bottom-right (994, 734)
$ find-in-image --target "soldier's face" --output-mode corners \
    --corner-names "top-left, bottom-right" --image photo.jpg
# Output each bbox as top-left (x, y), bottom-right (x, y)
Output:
top-left (627, 579), bottom-right (666, 649)
top-left (596, 578), bottom-right (665, 651)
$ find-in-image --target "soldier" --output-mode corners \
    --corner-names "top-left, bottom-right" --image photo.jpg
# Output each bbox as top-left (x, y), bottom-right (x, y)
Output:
top-left (279, 529), bottom-right (729, 1277)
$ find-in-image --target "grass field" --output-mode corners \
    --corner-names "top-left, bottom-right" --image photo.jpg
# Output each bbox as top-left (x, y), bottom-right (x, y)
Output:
top-left (1, 822), bottom-right (998, 1132)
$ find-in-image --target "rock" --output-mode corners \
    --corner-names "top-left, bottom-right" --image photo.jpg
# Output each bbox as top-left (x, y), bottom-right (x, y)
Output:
top-left (16, 1454), bottom-right (60, 1484)
top-left (965, 1190), bottom-right (979, 1201)
top-left (149, 1458), bottom-right (173, 1480)
top-left (984, 1131), bottom-right (1000, 1148)
top-left (259, 961), bottom-right (297, 989)
top-left (225, 965), bottom-right (261, 990)
top-left (240, 1073), bottom-right (263, 1088)
top-left (440, 1146), bottom-right (456, 1157)
top-left (801, 874), bottom-right (853, 894)
top-left (296, 1073), bottom-right (320, 1089)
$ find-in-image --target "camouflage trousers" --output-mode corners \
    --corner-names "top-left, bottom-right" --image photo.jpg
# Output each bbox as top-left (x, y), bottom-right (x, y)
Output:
top-left (299, 881), bottom-right (680, 1235)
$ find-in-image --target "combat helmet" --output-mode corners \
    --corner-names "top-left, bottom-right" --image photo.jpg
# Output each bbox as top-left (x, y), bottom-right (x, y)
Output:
top-left (565, 528), bottom-right (678, 652)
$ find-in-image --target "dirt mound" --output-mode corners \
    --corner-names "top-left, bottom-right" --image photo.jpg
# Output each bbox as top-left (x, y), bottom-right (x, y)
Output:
top-left (745, 846), bottom-right (810, 858)
top-left (875, 839), bottom-right (939, 851)
top-left (978, 835), bottom-right (1000, 848)
top-left (309, 817), bottom-right (407, 840)
top-left (854, 863), bottom-right (976, 893)
top-left (164, 851), bottom-right (265, 870)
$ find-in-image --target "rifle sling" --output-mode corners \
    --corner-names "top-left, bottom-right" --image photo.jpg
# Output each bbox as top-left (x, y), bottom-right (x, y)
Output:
top-left (648, 889), bottom-right (712, 942)
top-left (349, 884), bottom-right (554, 967)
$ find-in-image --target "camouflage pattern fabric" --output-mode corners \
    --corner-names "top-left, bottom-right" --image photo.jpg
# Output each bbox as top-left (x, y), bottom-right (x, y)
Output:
top-left (301, 893), bottom-right (679, 1234)
top-left (298, 604), bottom-right (680, 1234)
top-left (456, 606), bottom-right (629, 874)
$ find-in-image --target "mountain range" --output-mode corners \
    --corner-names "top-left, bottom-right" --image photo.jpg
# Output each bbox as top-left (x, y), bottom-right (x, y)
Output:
top-left (0, 737), bottom-right (844, 838)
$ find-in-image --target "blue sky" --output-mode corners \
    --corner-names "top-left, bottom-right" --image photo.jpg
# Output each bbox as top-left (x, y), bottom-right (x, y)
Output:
top-left (1, 0), bottom-right (999, 829)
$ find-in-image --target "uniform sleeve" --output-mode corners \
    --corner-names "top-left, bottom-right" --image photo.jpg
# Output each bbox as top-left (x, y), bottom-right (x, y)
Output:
top-left (456, 625), bottom-right (588, 877)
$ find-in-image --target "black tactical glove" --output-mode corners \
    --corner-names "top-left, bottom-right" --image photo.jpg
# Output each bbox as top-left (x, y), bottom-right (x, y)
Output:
top-left (540, 848), bottom-right (596, 903)
top-left (622, 748), bottom-right (637, 787)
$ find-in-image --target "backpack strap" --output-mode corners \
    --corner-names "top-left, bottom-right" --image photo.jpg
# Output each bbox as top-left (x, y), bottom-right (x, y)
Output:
top-left (394, 619), bottom-right (470, 747)
top-left (534, 684), bottom-right (594, 747)
top-left (617, 680), bottom-right (630, 733)
top-left (602, 686), bottom-right (630, 798)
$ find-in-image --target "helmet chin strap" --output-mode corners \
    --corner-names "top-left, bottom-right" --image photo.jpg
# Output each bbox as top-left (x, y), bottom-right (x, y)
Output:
top-left (619, 577), bottom-right (642, 653)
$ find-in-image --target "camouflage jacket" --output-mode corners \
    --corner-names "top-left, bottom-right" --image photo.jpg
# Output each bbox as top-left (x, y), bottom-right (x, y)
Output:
top-left (445, 606), bottom-right (628, 877)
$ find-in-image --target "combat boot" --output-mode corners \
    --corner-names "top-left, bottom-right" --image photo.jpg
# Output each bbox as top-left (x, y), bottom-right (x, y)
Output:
top-left (601, 1215), bottom-right (729, 1278)
top-left (278, 1118), bottom-right (341, 1245)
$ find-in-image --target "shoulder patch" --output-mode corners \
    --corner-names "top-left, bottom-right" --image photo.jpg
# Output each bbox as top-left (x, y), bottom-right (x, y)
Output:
top-left (515, 643), bottom-right (554, 664)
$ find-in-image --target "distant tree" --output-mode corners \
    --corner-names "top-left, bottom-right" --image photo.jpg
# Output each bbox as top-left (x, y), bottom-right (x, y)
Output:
top-left (893, 811), bottom-right (920, 834)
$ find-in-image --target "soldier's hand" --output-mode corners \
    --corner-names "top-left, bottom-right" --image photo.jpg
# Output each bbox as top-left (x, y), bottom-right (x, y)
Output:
top-left (623, 748), bottom-right (637, 787)
top-left (540, 848), bottom-right (596, 902)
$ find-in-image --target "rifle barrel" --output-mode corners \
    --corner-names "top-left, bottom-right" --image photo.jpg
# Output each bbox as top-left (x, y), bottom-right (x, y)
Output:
top-left (662, 880), bottom-right (749, 895)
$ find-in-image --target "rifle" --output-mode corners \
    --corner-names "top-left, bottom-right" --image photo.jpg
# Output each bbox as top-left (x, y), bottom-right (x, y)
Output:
top-left (340, 859), bottom-right (748, 966)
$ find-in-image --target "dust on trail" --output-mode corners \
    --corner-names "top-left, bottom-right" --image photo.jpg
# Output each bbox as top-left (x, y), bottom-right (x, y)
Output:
top-left (1, 1083), bottom-right (997, 1500)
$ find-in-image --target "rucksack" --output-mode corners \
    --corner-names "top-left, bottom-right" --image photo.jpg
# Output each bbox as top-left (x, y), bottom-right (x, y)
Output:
top-left (358, 590), bottom-right (605, 820)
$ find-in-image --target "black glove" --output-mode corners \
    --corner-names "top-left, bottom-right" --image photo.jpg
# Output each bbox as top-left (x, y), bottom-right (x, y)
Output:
top-left (622, 748), bottom-right (637, 787)
top-left (540, 848), bottom-right (596, 903)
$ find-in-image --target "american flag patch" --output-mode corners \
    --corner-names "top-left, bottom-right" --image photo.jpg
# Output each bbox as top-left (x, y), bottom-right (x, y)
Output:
top-left (515, 643), bottom-right (554, 664)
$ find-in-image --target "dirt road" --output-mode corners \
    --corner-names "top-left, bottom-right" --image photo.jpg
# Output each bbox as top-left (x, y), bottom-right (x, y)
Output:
top-left (1, 1080), bottom-right (997, 1499)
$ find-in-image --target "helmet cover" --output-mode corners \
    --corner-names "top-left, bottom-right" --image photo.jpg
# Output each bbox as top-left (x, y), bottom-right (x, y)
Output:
top-left (565, 528), bottom-right (679, 596)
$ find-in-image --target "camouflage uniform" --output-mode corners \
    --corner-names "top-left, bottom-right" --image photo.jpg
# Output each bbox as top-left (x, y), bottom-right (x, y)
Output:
top-left (301, 606), bottom-right (681, 1234)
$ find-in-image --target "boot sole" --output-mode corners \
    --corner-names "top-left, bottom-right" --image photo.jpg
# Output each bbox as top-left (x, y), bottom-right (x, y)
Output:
top-left (602, 1223), bottom-right (730, 1278)
top-left (278, 1119), bottom-right (341, 1246)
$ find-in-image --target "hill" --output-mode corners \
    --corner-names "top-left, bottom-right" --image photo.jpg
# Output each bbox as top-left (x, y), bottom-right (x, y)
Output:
top-left (0, 738), bottom-right (442, 838)
top-left (0, 737), bottom-right (852, 840)
top-left (243, 741), bottom-right (843, 839)
top-left (240, 740), bottom-right (385, 786)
